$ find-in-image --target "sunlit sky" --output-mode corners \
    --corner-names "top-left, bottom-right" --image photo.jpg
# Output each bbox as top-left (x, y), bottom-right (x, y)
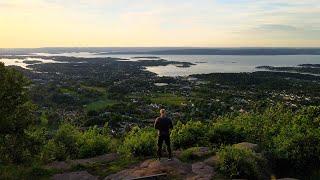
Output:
top-left (0, 0), bottom-right (319, 48)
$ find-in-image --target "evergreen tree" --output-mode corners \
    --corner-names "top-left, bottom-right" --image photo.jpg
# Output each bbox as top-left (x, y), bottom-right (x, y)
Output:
top-left (0, 63), bottom-right (35, 163)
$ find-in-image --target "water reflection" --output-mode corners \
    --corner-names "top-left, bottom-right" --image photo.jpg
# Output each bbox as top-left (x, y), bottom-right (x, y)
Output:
top-left (0, 57), bottom-right (66, 69)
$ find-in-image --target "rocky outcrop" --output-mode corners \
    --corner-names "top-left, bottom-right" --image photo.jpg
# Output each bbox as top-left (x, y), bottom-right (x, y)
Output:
top-left (105, 158), bottom-right (191, 179)
top-left (49, 143), bottom-right (265, 180)
top-left (105, 158), bottom-right (215, 180)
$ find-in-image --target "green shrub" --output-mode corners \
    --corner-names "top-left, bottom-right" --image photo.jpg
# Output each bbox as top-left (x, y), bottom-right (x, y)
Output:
top-left (208, 105), bottom-right (320, 177)
top-left (53, 123), bottom-right (80, 159)
top-left (272, 131), bottom-right (320, 169)
top-left (217, 146), bottom-right (269, 179)
top-left (261, 106), bottom-right (320, 171)
top-left (77, 126), bottom-right (112, 158)
top-left (40, 123), bottom-right (114, 162)
top-left (40, 123), bottom-right (79, 162)
top-left (171, 121), bottom-right (209, 149)
top-left (25, 127), bottom-right (48, 156)
top-left (40, 140), bottom-right (67, 162)
top-left (208, 123), bottom-right (245, 146)
top-left (218, 105), bottom-right (293, 145)
top-left (118, 127), bottom-right (157, 157)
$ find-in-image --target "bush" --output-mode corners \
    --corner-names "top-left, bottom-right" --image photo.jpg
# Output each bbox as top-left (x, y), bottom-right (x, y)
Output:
top-left (218, 105), bottom-right (293, 145)
top-left (40, 140), bottom-right (67, 163)
top-left (118, 127), bottom-right (157, 157)
top-left (40, 123), bottom-right (114, 162)
top-left (171, 121), bottom-right (209, 149)
top-left (53, 123), bottom-right (80, 159)
top-left (77, 126), bottom-right (112, 158)
top-left (208, 123), bottom-right (245, 146)
top-left (261, 106), bottom-right (320, 172)
top-left (40, 123), bottom-right (80, 162)
top-left (217, 146), bottom-right (269, 179)
top-left (25, 127), bottom-right (48, 156)
top-left (272, 131), bottom-right (320, 169)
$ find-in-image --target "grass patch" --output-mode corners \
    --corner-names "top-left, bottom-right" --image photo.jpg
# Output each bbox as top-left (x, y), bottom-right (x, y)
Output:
top-left (71, 158), bottom-right (140, 178)
top-left (60, 88), bottom-right (77, 95)
top-left (150, 93), bottom-right (187, 106)
top-left (81, 85), bottom-right (106, 94)
top-left (85, 98), bottom-right (118, 111)
top-left (178, 147), bottom-right (214, 163)
top-left (0, 164), bottom-right (60, 180)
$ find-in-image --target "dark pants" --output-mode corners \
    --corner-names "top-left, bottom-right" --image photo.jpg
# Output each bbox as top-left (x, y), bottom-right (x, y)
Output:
top-left (157, 134), bottom-right (172, 159)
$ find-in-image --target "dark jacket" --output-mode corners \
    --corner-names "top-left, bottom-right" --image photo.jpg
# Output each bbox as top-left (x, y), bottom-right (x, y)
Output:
top-left (154, 116), bottom-right (173, 136)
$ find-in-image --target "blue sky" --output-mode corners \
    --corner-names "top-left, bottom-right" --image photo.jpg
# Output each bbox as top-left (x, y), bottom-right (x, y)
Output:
top-left (0, 0), bottom-right (319, 47)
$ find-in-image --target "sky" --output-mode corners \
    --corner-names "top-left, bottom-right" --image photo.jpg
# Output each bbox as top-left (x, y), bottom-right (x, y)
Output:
top-left (0, 0), bottom-right (319, 48)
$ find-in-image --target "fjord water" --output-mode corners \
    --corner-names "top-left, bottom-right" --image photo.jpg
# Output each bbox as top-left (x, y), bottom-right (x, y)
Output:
top-left (0, 57), bottom-right (65, 69)
top-left (72, 53), bottom-right (320, 76)
top-left (1, 53), bottom-right (320, 76)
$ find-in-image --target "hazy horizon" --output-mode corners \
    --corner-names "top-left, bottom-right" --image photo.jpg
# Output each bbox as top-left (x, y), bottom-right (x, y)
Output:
top-left (1, 46), bottom-right (320, 49)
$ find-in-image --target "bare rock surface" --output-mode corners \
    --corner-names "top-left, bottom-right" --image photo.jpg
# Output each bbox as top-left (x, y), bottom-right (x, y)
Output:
top-left (45, 161), bottom-right (71, 171)
top-left (52, 171), bottom-right (98, 180)
top-left (105, 158), bottom-right (193, 180)
top-left (105, 157), bottom-right (216, 180)
top-left (69, 153), bottom-right (118, 166)
top-left (189, 162), bottom-right (214, 180)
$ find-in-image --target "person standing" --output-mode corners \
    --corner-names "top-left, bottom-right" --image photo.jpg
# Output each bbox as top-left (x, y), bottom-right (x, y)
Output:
top-left (154, 109), bottom-right (173, 160)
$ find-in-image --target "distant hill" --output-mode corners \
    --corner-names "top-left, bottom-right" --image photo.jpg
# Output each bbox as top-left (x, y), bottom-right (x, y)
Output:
top-left (1, 47), bottom-right (320, 55)
top-left (105, 48), bottom-right (320, 55)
